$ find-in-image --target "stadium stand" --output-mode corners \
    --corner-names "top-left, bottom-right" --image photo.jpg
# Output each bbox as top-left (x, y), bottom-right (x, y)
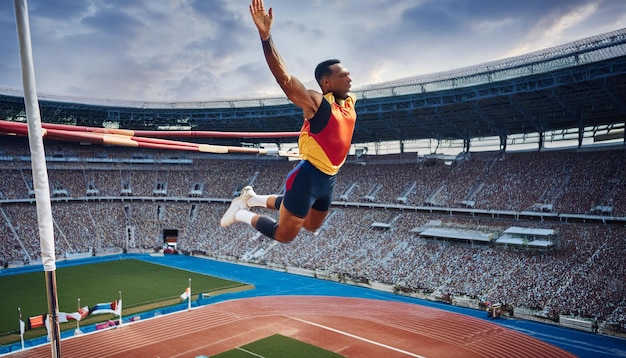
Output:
top-left (0, 137), bottom-right (625, 336)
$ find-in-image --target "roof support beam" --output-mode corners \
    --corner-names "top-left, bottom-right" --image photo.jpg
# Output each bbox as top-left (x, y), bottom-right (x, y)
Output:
top-left (601, 79), bottom-right (626, 114)
top-left (433, 107), bottom-right (464, 139)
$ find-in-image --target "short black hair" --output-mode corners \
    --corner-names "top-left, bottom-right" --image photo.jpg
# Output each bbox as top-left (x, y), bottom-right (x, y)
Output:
top-left (314, 59), bottom-right (341, 86)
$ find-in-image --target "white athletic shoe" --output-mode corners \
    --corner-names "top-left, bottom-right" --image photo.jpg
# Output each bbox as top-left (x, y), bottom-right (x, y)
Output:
top-left (220, 186), bottom-right (256, 227)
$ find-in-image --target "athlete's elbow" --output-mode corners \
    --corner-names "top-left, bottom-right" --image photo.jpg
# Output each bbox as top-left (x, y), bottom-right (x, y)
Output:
top-left (274, 74), bottom-right (291, 88)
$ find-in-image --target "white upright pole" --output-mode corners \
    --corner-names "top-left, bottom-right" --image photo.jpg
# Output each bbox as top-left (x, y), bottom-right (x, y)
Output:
top-left (118, 291), bottom-right (123, 326)
top-left (18, 307), bottom-right (25, 351)
top-left (13, 1), bottom-right (61, 357)
top-left (75, 298), bottom-right (82, 335)
top-left (188, 278), bottom-right (192, 311)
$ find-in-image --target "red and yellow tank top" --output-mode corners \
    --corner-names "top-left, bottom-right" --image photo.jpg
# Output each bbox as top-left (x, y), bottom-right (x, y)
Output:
top-left (299, 92), bottom-right (357, 175)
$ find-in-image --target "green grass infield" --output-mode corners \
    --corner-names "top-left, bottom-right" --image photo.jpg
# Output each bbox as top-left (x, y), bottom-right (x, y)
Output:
top-left (212, 334), bottom-right (345, 358)
top-left (0, 258), bottom-right (250, 344)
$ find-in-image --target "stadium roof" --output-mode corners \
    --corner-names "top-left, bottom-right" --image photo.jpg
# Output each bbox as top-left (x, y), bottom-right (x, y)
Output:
top-left (502, 227), bottom-right (555, 237)
top-left (1, 29), bottom-right (626, 149)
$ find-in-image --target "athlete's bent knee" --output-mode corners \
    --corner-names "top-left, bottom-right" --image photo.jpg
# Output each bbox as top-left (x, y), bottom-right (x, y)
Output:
top-left (273, 232), bottom-right (297, 243)
top-left (303, 222), bottom-right (321, 232)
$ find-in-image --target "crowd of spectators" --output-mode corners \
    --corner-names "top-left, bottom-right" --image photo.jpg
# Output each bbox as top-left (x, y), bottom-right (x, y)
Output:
top-left (0, 138), bottom-right (625, 332)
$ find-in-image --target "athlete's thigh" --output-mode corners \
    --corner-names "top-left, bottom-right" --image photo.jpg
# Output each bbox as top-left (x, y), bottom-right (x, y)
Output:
top-left (283, 163), bottom-right (315, 218)
top-left (304, 175), bottom-right (333, 231)
top-left (274, 204), bottom-right (305, 243)
top-left (303, 207), bottom-right (329, 232)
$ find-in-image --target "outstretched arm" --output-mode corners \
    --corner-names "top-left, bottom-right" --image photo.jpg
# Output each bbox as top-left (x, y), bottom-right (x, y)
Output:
top-left (249, 0), bottom-right (319, 119)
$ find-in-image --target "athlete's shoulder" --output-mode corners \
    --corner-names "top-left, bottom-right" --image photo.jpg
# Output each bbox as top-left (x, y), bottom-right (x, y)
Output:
top-left (307, 89), bottom-right (325, 107)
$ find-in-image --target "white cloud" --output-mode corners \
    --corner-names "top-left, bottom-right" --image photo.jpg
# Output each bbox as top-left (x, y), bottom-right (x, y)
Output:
top-left (1, 0), bottom-right (624, 101)
top-left (470, 18), bottom-right (515, 34)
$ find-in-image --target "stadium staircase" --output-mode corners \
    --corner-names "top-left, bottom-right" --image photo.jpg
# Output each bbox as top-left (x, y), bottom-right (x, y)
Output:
top-left (396, 181), bottom-right (416, 204)
top-left (339, 182), bottom-right (357, 201)
top-left (362, 183), bottom-right (382, 202)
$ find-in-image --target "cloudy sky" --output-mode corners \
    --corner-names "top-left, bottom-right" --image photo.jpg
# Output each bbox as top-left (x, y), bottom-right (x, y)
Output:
top-left (1, 0), bottom-right (625, 102)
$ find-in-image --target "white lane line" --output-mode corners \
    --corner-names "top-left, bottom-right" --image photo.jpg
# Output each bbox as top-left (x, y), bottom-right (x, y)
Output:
top-left (236, 347), bottom-right (266, 357)
top-left (289, 316), bottom-right (427, 358)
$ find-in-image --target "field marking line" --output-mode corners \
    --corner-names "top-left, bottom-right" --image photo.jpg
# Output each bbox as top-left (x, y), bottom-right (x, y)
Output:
top-left (236, 347), bottom-right (266, 357)
top-left (289, 316), bottom-right (427, 358)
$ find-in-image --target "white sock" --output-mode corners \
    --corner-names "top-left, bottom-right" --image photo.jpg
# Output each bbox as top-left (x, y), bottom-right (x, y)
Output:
top-left (247, 194), bottom-right (272, 208)
top-left (235, 210), bottom-right (256, 225)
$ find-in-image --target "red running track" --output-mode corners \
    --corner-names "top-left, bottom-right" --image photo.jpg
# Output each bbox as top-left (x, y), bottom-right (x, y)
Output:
top-left (7, 296), bottom-right (575, 358)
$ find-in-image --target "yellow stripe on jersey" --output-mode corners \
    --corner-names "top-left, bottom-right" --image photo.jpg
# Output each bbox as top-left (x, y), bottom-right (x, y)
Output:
top-left (299, 93), bottom-right (357, 175)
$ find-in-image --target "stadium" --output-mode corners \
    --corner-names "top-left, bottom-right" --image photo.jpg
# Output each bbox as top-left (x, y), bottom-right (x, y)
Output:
top-left (0, 27), bottom-right (626, 357)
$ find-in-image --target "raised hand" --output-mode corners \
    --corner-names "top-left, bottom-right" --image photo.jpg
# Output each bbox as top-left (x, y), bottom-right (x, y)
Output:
top-left (249, 0), bottom-right (273, 40)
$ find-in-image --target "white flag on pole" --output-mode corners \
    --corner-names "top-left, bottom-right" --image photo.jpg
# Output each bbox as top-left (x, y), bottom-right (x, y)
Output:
top-left (180, 287), bottom-right (190, 301)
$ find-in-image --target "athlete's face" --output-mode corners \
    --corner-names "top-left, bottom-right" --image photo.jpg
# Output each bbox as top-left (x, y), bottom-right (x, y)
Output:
top-left (325, 63), bottom-right (352, 99)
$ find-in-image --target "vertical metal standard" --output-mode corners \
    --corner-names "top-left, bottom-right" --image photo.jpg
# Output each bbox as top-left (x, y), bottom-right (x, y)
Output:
top-left (13, 0), bottom-right (61, 356)
top-left (45, 272), bottom-right (61, 356)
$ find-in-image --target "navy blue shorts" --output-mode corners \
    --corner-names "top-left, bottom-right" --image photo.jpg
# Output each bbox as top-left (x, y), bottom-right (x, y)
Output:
top-left (282, 160), bottom-right (336, 218)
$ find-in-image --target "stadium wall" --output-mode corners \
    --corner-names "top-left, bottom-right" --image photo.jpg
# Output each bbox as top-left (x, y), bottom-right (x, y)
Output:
top-left (559, 315), bottom-right (598, 333)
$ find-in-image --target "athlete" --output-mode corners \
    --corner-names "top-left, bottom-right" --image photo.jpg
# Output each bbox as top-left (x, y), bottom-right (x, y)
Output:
top-left (220, 0), bottom-right (357, 243)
